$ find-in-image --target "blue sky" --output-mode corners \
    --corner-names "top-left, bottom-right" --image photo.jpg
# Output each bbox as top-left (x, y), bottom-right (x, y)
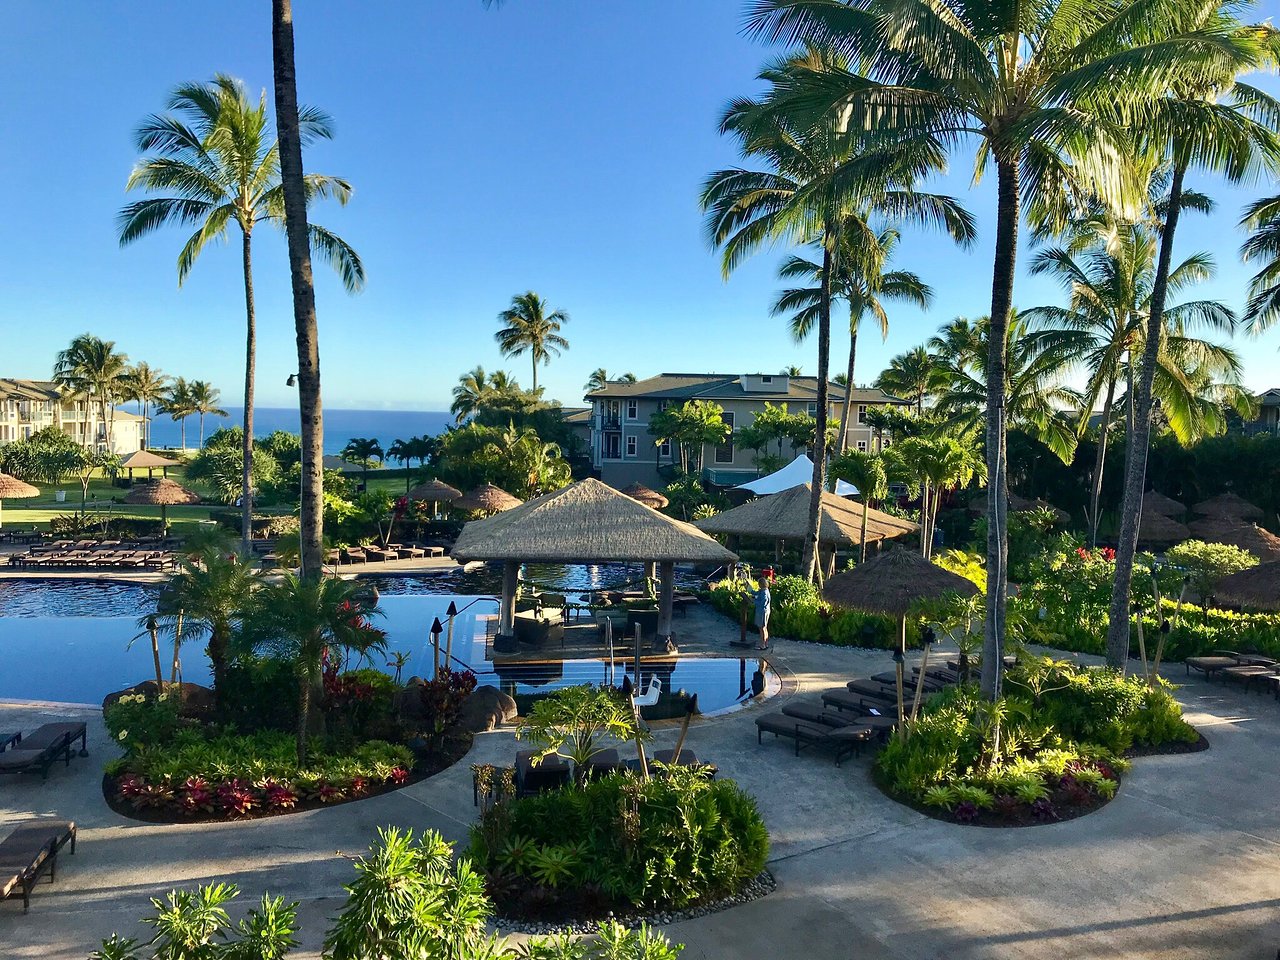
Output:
top-left (3, 1), bottom-right (1280, 413)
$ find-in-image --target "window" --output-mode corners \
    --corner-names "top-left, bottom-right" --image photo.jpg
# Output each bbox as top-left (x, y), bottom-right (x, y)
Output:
top-left (714, 412), bottom-right (736, 464)
top-left (807, 402), bottom-right (817, 416)
top-left (626, 399), bottom-right (638, 420)
top-left (656, 399), bottom-right (668, 412)
top-left (857, 440), bottom-right (867, 452)
top-left (626, 435), bottom-right (638, 457)
top-left (857, 404), bottom-right (868, 424)
top-left (604, 434), bottom-right (621, 459)
top-left (761, 375), bottom-right (773, 384)
top-left (659, 439), bottom-right (671, 457)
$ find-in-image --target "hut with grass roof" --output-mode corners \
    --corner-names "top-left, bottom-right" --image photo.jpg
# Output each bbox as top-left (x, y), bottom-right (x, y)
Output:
top-left (1215, 561), bottom-right (1280, 612)
top-left (1186, 516), bottom-right (1280, 562)
top-left (1192, 492), bottom-right (1264, 522)
top-left (454, 483), bottom-right (522, 516)
top-left (620, 482), bottom-right (669, 510)
top-left (1142, 490), bottom-right (1186, 518)
top-left (407, 478), bottom-right (462, 519)
top-left (1137, 508), bottom-right (1191, 549)
top-left (0, 473), bottom-right (39, 529)
top-left (125, 478), bottom-right (200, 529)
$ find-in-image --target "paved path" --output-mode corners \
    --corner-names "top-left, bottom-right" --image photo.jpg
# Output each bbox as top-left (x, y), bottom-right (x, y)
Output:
top-left (2, 635), bottom-right (1279, 958)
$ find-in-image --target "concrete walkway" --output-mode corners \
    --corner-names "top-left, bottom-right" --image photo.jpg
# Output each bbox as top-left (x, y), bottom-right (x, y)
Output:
top-left (2, 635), bottom-right (1279, 958)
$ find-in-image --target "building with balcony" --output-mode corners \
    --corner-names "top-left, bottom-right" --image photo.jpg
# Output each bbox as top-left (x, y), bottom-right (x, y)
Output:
top-left (584, 372), bottom-right (908, 489)
top-left (0, 379), bottom-right (143, 455)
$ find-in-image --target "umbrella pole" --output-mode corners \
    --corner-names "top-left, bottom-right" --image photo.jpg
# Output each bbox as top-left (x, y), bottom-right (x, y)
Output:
top-left (895, 616), bottom-right (906, 736)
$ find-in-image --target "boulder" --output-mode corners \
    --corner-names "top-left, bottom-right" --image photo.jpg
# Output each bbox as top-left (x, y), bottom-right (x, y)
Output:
top-left (397, 676), bottom-right (428, 725)
top-left (454, 686), bottom-right (518, 733)
top-left (102, 681), bottom-right (216, 721)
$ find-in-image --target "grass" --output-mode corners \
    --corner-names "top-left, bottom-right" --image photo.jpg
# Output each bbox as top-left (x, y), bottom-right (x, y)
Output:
top-left (1, 469), bottom-right (223, 534)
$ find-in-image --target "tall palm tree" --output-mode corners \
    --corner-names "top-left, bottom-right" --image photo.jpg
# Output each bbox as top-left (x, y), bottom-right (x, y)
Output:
top-left (341, 437), bottom-right (384, 489)
top-left (161, 378), bottom-right (196, 451)
top-left (584, 368), bottom-right (610, 392)
top-left (874, 347), bottom-right (945, 416)
top-left (121, 362), bottom-right (171, 449)
top-left (703, 46), bottom-right (967, 582)
top-left (120, 73), bottom-right (364, 558)
top-left (745, 0), bottom-right (1250, 695)
top-left (827, 448), bottom-right (887, 562)
top-left (188, 380), bottom-right (228, 447)
top-left (1240, 193), bottom-right (1280, 334)
top-left (53, 334), bottom-right (129, 450)
top-left (775, 223), bottom-right (943, 452)
top-left (495, 293), bottom-right (570, 392)
top-left (451, 366), bottom-right (490, 424)
top-left (885, 433), bottom-right (985, 560)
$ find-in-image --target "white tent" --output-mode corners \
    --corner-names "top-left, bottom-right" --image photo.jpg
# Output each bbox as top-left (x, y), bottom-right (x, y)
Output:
top-left (734, 454), bottom-right (859, 497)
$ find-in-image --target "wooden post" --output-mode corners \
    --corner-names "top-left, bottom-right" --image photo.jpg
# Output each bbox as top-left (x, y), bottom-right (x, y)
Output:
top-left (497, 561), bottom-right (518, 640)
top-left (444, 614), bottom-right (455, 669)
top-left (657, 560), bottom-right (675, 646)
top-left (671, 694), bottom-right (697, 764)
top-left (1135, 609), bottom-right (1149, 683)
top-left (909, 640), bottom-right (932, 725)
top-left (895, 616), bottom-right (906, 733)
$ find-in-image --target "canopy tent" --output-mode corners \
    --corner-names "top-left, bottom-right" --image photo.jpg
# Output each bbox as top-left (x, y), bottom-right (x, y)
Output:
top-left (734, 454), bottom-right (859, 497)
top-left (695, 483), bottom-right (917, 547)
top-left (452, 477), bottom-right (736, 644)
top-left (119, 449), bottom-right (179, 479)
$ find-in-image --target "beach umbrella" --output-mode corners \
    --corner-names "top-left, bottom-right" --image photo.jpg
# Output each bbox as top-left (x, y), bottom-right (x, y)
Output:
top-left (1142, 490), bottom-right (1186, 518)
top-left (406, 478), bottom-right (462, 518)
top-left (696, 483), bottom-right (917, 546)
top-left (823, 548), bottom-right (979, 731)
top-left (1215, 562), bottom-right (1280, 612)
top-left (125, 478), bottom-right (200, 529)
top-left (620, 482), bottom-right (669, 510)
top-left (1136, 508), bottom-right (1191, 549)
top-left (118, 449), bottom-right (179, 480)
top-left (454, 483), bottom-right (522, 516)
top-left (0, 473), bottom-right (39, 530)
top-left (1192, 492), bottom-right (1264, 522)
top-left (1186, 516), bottom-right (1280, 562)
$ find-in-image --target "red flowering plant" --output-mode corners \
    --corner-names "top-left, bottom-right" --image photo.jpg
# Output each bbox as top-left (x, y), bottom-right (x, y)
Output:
top-left (418, 667), bottom-right (479, 748)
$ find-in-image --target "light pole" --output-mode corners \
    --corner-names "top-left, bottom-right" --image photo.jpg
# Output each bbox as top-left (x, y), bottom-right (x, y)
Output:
top-left (285, 373), bottom-right (305, 577)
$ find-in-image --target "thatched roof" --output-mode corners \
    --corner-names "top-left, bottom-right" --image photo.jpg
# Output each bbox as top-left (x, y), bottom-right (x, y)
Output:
top-left (1143, 490), bottom-right (1185, 517)
top-left (0, 473), bottom-right (39, 499)
top-left (406, 478), bottom-right (462, 503)
top-left (451, 477), bottom-right (737, 564)
top-left (455, 483), bottom-right (522, 514)
top-left (1137, 508), bottom-right (1191, 548)
top-left (1193, 492), bottom-right (1264, 521)
top-left (119, 450), bottom-right (179, 470)
top-left (124, 478), bottom-right (200, 506)
top-left (972, 493), bottom-right (1069, 524)
top-left (1186, 517), bottom-right (1280, 561)
top-left (620, 482), bottom-right (669, 510)
top-left (1215, 561), bottom-right (1280, 612)
top-left (823, 548), bottom-right (980, 616)
top-left (694, 483), bottom-right (917, 546)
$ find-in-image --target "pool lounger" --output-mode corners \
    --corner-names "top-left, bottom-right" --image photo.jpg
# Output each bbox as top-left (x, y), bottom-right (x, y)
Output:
top-left (754, 713), bottom-right (873, 766)
top-left (0, 820), bottom-right (77, 913)
top-left (0, 722), bottom-right (88, 780)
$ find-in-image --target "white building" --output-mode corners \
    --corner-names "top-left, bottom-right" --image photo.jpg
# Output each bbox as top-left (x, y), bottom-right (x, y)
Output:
top-left (0, 378), bottom-right (144, 455)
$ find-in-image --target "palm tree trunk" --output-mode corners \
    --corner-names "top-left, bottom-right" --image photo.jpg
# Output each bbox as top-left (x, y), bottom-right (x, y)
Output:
top-left (199, 412), bottom-right (206, 448)
top-left (273, 0), bottom-right (325, 580)
top-left (836, 313), bottom-right (859, 455)
top-left (981, 156), bottom-right (1019, 701)
top-left (1088, 378), bottom-right (1118, 547)
top-left (802, 234), bottom-right (835, 582)
top-left (296, 669), bottom-right (311, 766)
top-left (209, 625), bottom-right (228, 711)
top-left (240, 231), bottom-right (257, 555)
top-left (1106, 162), bottom-right (1186, 669)
top-left (532, 356), bottom-right (538, 393)
top-left (179, 417), bottom-right (186, 451)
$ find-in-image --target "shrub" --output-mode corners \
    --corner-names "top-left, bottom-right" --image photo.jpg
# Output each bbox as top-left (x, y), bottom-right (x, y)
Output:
top-left (1163, 540), bottom-right (1258, 601)
top-left (218, 657), bottom-right (300, 732)
top-left (418, 667), bottom-right (479, 746)
top-left (104, 693), bottom-right (182, 752)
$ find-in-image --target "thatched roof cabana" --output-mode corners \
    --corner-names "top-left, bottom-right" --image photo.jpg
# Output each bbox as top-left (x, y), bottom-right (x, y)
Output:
top-left (1193, 492), bottom-right (1264, 521)
top-left (0, 472), bottom-right (39, 529)
top-left (1143, 490), bottom-right (1186, 517)
top-left (455, 483), bottom-right (522, 515)
top-left (1215, 561), bottom-right (1280, 612)
top-left (971, 493), bottom-right (1070, 524)
top-left (823, 548), bottom-right (979, 616)
top-left (694, 483), bottom-right (917, 547)
top-left (1186, 517), bottom-right (1280, 562)
top-left (119, 449), bottom-right (179, 479)
top-left (620, 482), bottom-right (669, 510)
top-left (407, 478), bottom-right (462, 503)
top-left (125, 478), bottom-right (200, 528)
top-left (1137, 509), bottom-right (1191, 548)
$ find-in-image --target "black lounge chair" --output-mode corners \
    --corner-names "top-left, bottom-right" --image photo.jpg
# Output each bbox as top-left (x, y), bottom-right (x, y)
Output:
top-left (0, 722), bottom-right (88, 780)
top-left (0, 819), bottom-right (76, 913)
top-left (1185, 651), bottom-right (1244, 678)
top-left (823, 687), bottom-right (898, 715)
top-left (514, 750), bottom-right (570, 796)
top-left (754, 713), bottom-right (873, 766)
top-left (1220, 659), bottom-right (1278, 692)
top-left (846, 679), bottom-right (900, 702)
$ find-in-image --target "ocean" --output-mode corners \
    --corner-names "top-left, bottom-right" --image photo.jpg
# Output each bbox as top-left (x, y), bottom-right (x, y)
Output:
top-left (143, 407), bottom-right (455, 456)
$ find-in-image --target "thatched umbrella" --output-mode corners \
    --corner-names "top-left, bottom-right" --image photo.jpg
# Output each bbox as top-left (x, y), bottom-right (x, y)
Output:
top-left (1136, 508), bottom-right (1191, 548)
top-left (125, 478), bottom-right (200, 529)
top-left (823, 549), bottom-right (979, 730)
top-left (1193, 492), bottom-right (1264, 521)
top-left (454, 483), bottom-right (522, 516)
top-left (1186, 516), bottom-right (1280, 562)
top-left (696, 483), bottom-right (917, 551)
top-left (1143, 490), bottom-right (1186, 517)
top-left (621, 482), bottom-right (669, 510)
top-left (119, 449), bottom-right (179, 480)
top-left (407, 478), bottom-right (462, 519)
top-left (0, 473), bottom-right (39, 529)
top-left (972, 493), bottom-right (1070, 524)
top-left (1215, 561), bottom-right (1280, 612)
top-left (453, 478), bottom-right (736, 644)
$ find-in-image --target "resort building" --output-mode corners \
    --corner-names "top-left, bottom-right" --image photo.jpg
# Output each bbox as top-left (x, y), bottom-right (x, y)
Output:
top-left (585, 372), bottom-right (908, 489)
top-left (0, 378), bottom-right (143, 455)
top-left (1248, 387), bottom-right (1280, 435)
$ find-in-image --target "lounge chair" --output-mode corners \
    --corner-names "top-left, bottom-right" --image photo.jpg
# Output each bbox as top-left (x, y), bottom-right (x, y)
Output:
top-left (0, 820), bottom-right (77, 913)
top-left (396, 546), bottom-right (426, 559)
top-left (0, 722), bottom-right (88, 780)
top-left (754, 714), bottom-right (873, 766)
top-left (782, 701), bottom-right (888, 733)
top-left (341, 547), bottom-right (368, 565)
top-left (1220, 659), bottom-right (1278, 692)
top-left (514, 750), bottom-right (570, 796)
top-left (1185, 651), bottom-right (1244, 678)
top-left (822, 687), bottom-right (898, 715)
top-left (364, 546), bottom-right (397, 562)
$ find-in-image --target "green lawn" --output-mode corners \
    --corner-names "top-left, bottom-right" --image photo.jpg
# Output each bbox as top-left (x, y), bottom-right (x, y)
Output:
top-left (0, 469), bottom-right (224, 534)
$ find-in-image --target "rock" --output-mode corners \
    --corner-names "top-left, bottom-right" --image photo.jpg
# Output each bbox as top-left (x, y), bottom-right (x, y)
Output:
top-left (102, 680), bottom-right (216, 721)
top-left (454, 686), bottom-right (517, 733)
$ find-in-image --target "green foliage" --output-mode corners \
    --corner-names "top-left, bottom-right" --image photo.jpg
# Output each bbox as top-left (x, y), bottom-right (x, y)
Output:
top-left (517, 685), bottom-right (645, 783)
top-left (648, 400), bottom-right (729, 474)
top-left (104, 693), bottom-right (183, 753)
top-left (933, 550), bottom-right (987, 592)
top-left (186, 428), bottom-right (281, 504)
top-left (707, 581), bottom-right (906, 648)
top-left (768, 574), bottom-right (818, 608)
top-left (1163, 540), bottom-right (1258, 600)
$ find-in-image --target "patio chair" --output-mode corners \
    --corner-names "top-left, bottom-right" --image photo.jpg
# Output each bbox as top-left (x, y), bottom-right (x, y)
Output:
top-left (583, 748), bottom-right (625, 780)
top-left (364, 546), bottom-right (397, 562)
top-left (514, 750), bottom-right (570, 796)
top-left (0, 819), bottom-right (77, 913)
top-left (754, 714), bottom-right (873, 766)
top-left (341, 547), bottom-right (368, 565)
top-left (0, 722), bottom-right (88, 780)
top-left (822, 687), bottom-right (897, 715)
top-left (1219, 659), bottom-right (1279, 692)
top-left (1185, 651), bottom-right (1244, 678)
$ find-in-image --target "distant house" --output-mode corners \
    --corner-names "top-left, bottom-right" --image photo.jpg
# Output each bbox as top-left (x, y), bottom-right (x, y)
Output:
top-left (584, 372), bottom-right (908, 489)
top-left (1250, 388), bottom-right (1280, 435)
top-left (0, 378), bottom-right (143, 455)
top-left (560, 406), bottom-right (593, 460)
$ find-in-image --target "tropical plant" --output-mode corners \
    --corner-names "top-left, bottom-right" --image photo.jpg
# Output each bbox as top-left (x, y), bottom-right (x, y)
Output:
top-left (159, 378), bottom-right (196, 451)
top-left (884, 433), bottom-right (985, 560)
top-left (340, 437), bottom-right (384, 489)
top-left (120, 362), bottom-right (172, 449)
top-left (516, 685), bottom-right (644, 786)
top-left (647, 400), bottom-right (729, 475)
top-left (827, 448), bottom-right (887, 563)
top-left (185, 427), bottom-right (280, 505)
top-left (188, 380), bottom-right (228, 448)
top-left (1163, 540), bottom-right (1259, 602)
top-left (874, 347), bottom-right (946, 416)
top-left (119, 72), bottom-right (363, 556)
top-left (583, 369), bottom-right (636, 392)
top-left (53, 333), bottom-right (129, 449)
top-left (495, 292), bottom-right (570, 392)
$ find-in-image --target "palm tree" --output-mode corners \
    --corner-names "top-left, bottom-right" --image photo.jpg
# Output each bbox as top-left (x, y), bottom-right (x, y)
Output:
top-left (121, 362), bottom-right (171, 449)
top-left (584, 368), bottom-right (610, 392)
top-left (744, 0), bottom-right (1259, 695)
top-left (875, 348), bottom-right (945, 416)
top-left (243, 574), bottom-right (385, 764)
top-left (827, 449), bottom-right (887, 562)
top-left (884, 433), bottom-right (985, 560)
top-left (53, 334), bottom-right (129, 450)
top-left (1241, 193), bottom-right (1280, 334)
top-left (774, 223), bottom-right (942, 452)
top-left (495, 293), bottom-right (570, 392)
top-left (703, 46), bottom-right (967, 582)
top-left (451, 366), bottom-right (490, 424)
top-left (120, 73), bottom-right (364, 559)
top-left (161, 378), bottom-right (196, 451)
top-left (341, 437), bottom-right (384, 489)
top-left (188, 380), bottom-right (228, 448)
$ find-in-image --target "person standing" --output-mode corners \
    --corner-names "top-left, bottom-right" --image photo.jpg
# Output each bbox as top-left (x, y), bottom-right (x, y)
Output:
top-left (754, 572), bottom-right (773, 650)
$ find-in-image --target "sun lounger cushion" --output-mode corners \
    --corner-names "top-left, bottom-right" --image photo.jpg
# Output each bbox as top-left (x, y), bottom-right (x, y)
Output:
top-left (0, 819), bottom-right (76, 912)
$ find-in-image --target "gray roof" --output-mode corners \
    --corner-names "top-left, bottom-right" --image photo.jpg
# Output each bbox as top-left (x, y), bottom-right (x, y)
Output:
top-left (561, 407), bottom-right (592, 424)
top-left (585, 373), bottom-right (904, 406)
